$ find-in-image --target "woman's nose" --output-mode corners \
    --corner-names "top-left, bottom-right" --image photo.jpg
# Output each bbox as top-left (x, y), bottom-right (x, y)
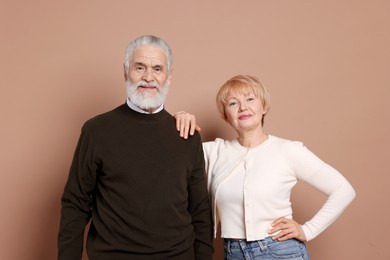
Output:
top-left (238, 103), bottom-right (247, 112)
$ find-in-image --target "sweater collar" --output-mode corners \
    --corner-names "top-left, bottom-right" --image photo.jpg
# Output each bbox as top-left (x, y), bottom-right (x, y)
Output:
top-left (231, 134), bottom-right (275, 152)
top-left (126, 98), bottom-right (164, 114)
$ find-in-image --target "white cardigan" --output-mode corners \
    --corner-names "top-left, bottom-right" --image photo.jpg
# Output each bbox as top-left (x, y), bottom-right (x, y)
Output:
top-left (202, 135), bottom-right (356, 241)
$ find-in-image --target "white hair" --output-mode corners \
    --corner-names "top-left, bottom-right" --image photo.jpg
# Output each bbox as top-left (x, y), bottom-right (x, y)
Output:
top-left (123, 35), bottom-right (173, 78)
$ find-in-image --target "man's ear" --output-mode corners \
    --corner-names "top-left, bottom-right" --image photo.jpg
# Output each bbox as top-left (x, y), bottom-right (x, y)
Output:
top-left (123, 64), bottom-right (128, 81)
top-left (167, 68), bottom-right (173, 85)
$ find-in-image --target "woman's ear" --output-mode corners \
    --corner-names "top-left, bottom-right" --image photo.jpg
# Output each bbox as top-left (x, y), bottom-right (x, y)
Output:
top-left (263, 104), bottom-right (270, 115)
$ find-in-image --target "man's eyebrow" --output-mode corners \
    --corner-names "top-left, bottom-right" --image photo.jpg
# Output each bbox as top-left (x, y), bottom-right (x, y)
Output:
top-left (132, 62), bottom-right (164, 68)
top-left (133, 62), bottom-right (146, 67)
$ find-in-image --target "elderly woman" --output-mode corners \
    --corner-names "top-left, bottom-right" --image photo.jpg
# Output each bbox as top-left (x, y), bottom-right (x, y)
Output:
top-left (175, 75), bottom-right (356, 260)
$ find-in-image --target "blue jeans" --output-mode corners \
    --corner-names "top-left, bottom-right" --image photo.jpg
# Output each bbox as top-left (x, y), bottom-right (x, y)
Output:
top-left (224, 237), bottom-right (309, 260)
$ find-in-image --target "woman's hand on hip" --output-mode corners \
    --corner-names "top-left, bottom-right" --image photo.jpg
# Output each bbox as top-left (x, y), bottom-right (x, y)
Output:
top-left (268, 217), bottom-right (307, 242)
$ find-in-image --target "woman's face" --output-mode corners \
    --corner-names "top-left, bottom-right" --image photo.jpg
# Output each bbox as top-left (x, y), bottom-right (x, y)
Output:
top-left (224, 90), bottom-right (266, 134)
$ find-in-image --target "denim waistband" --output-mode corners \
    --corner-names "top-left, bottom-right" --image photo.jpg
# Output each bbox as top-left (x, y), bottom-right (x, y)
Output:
top-left (223, 237), bottom-right (308, 259)
top-left (224, 236), bottom-right (278, 252)
top-left (224, 236), bottom-right (275, 244)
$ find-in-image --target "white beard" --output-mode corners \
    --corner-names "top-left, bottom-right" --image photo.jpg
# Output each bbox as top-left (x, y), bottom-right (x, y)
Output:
top-left (126, 80), bottom-right (170, 110)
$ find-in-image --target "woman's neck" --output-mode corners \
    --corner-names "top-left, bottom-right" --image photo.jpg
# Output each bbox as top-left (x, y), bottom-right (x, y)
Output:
top-left (237, 131), bottom-right (268, 148)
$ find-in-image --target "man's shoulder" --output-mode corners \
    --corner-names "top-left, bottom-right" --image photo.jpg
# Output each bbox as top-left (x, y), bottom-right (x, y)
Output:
top-left (82, 104), bottom-right (126, 129)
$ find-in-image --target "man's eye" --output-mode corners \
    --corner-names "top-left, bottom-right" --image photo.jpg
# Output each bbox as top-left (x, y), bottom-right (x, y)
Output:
top-left (136, 66), bottom-right (145, 71)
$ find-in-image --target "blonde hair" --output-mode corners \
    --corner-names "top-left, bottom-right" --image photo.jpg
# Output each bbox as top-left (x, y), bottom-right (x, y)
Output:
top-left (216, 75), bottom-right (270, 125)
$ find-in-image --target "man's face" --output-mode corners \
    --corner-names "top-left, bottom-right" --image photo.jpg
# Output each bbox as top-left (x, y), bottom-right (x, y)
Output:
top-left (126, 45), bottom-right (172, 112)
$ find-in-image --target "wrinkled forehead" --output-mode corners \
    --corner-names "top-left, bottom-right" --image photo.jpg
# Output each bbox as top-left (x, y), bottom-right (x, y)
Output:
top-left (131, 45), bottom-right (167, 66)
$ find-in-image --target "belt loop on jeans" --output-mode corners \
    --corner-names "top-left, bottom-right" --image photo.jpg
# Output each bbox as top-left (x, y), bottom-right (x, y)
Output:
top-left (226, 239), bottom-right (231, 254)
top-left (257, 239), bottom-right (267, 252)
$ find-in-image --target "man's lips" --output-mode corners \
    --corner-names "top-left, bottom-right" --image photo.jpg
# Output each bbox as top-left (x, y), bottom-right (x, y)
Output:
top-left (138, 85), bottom-right (157, 90)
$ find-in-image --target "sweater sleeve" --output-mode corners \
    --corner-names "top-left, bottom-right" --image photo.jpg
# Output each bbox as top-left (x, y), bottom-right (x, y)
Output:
top-left (289, 142), bottom-right (356, 241)
top-left (57, 124), bottom-right (98, 260)
top-left (188, 134), bottom-right (214, 260)
top-left (202, 140), bottom-right (216, 191)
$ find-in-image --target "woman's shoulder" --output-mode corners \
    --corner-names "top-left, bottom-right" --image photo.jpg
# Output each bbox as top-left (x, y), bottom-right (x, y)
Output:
top-left (203, 138), bottom-right (231, 148)
top-left (268, 135), bottom-right (305, 151)
top-left (202, 138), bottom-right (240, 153)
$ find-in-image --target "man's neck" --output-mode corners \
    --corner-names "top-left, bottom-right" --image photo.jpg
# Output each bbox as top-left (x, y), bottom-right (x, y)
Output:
top-left (126, 99), bottom-right (163, 114)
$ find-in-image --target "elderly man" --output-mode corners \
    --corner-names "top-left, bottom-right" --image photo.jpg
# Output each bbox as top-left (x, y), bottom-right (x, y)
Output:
top-left (58, 35), bottom-right (213, 260)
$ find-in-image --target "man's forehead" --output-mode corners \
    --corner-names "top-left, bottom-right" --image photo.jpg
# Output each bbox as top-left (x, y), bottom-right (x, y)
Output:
top-left (131, 45), bottom-right (166, 65)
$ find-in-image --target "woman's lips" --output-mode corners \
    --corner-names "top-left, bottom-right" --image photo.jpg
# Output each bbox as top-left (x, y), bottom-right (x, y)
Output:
top-left (239, 114), bottom-right (251, 120)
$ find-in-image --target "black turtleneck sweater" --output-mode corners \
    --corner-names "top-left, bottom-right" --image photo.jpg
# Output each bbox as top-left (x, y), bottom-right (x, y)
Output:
top-left (58, 103), bottom-right (213, 260)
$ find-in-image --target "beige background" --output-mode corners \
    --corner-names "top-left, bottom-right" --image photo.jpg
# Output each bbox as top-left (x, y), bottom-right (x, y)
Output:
top-left (1, 1), bottom-right (389, 259)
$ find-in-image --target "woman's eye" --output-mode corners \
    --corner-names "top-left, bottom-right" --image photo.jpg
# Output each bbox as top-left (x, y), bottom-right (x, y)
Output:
top-left (247, 97), bottom-right (254, 102)
top-left (228, 102), bottom-right (237, 107)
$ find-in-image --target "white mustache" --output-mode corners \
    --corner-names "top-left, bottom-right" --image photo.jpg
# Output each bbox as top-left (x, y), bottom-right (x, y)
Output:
top-left (135, 81), bottom-right (160, 89)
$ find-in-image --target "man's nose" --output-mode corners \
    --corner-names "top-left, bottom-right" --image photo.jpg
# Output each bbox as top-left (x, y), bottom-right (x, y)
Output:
top-left (142, 68), bottom-right (154, 82)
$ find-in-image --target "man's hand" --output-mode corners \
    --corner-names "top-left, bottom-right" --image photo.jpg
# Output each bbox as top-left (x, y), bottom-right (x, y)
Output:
top-left (174, 111), bottom-right (201, 139)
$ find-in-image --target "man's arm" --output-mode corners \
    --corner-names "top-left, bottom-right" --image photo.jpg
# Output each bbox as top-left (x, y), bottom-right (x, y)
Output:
top-left (58, 125), bottom-right (97, 260)
top-left (187, 133), bottom-right (214, 260)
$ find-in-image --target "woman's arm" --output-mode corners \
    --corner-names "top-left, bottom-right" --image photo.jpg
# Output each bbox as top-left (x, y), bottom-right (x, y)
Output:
top-left (174, 111), bottom-right (201, 139)
top-left (288, 142), bottom-right (356, 241)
